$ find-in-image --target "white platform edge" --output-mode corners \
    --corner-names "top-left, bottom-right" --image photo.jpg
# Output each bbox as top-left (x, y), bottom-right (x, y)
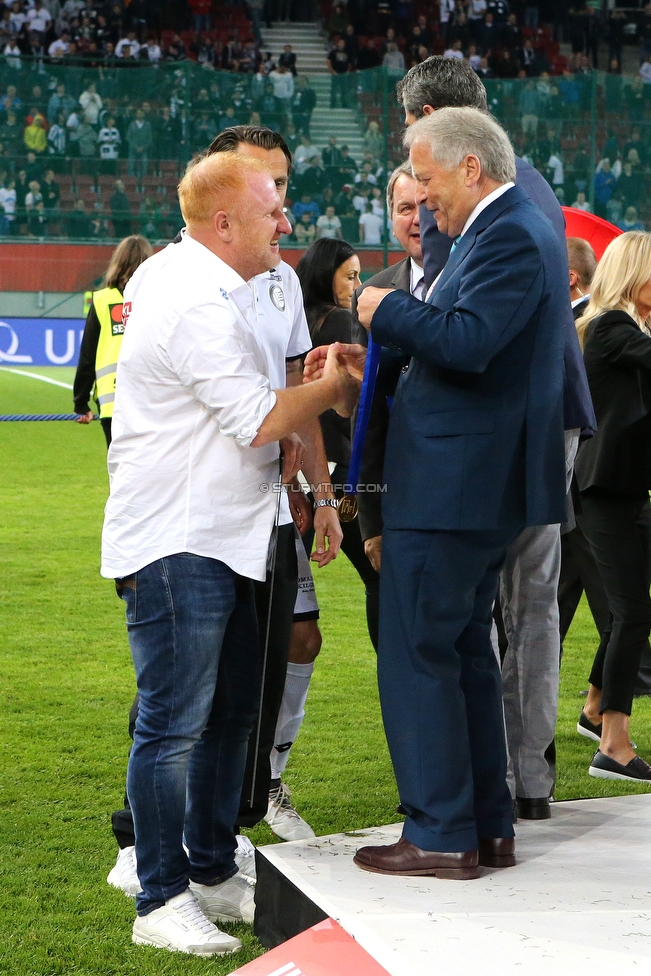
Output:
top-left (258, 794), bottom-right (651, 976)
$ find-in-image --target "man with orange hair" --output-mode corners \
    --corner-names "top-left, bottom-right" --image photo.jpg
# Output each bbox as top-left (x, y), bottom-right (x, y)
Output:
top-left (101, 153), bottom-right (357, 956)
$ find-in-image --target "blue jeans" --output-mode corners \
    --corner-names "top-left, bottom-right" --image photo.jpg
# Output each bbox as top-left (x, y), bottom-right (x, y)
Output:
top-left (118, 553), bottom-right (261, 915)
top-left (128, 150), bottom-right (148, 179)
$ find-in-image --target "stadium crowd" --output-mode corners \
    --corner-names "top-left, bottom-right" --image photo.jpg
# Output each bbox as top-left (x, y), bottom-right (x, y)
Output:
top-left (0, 1), bottom-right (651, 240)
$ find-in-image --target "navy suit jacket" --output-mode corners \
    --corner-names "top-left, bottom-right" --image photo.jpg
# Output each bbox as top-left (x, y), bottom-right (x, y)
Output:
top-left (373, 185), bottom-right (567, 532)
top-left (421, 156), bottom-right (596, 434)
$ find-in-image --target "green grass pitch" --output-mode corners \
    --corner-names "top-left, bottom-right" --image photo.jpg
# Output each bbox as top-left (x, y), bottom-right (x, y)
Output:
top-left (2, 366), bottom-right (651, 975)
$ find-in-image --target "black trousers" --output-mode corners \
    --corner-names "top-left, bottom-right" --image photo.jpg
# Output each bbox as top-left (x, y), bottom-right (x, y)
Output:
top-left (577, 488), bottom-right (651, 715)
top-left (304, 463), bottom-right (380, 650)
top-left (100, 417), bottom-right (112, 448)
top-left (111, 523), bottom-right (298, 847)
top-left (558, 523), bottom-right (610, 645)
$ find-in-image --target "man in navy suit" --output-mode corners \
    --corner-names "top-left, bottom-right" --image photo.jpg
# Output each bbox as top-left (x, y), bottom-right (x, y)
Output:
top-left (394, 58), bottom-right (596, 819)
top-left (350, 107), bottom-right (568, 877)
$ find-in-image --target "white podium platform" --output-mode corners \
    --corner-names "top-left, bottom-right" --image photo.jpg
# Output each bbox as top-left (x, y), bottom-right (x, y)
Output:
top-left (257, 794), bottom-right (651, 976)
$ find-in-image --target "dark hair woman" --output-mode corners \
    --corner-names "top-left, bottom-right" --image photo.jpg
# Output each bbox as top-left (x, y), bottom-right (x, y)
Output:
top-left (73, 234), bottom-right (153, 447)
top-left (574, 230), bottom-right (651, 782)
top-left (296, 238), bottom-right (380, 649)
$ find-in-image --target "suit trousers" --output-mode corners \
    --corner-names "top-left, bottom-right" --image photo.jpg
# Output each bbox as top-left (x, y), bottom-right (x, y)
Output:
top-left (379, 526), bottom-right (518, 853)
top-left (498, 430), bottom-right (578, 799)
top-left (577, 489), bottom-right (651, 715)
top-left (499, 523), bottom-right (561, 799)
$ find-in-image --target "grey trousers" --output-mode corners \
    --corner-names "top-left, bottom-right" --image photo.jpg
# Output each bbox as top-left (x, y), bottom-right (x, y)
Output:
top-left (500, 521), bottom-right (561, 799)
top-left (498, 430), bottom-right (580, 799)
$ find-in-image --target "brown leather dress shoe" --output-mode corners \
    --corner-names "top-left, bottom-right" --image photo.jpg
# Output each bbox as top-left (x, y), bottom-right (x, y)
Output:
top-left (478, 837), bottom-right (515, 868)
top-left (353, 837), bottom-right (480, 880)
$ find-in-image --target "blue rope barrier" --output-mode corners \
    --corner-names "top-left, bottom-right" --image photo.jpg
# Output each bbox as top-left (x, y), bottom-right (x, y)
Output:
top-left (0, 414), bottom-right (99, 421)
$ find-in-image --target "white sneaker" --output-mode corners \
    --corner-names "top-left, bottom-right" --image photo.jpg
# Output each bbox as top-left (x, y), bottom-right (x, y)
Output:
top-left (235, 834), bottom-right (256, 882)
top-left (189, 871), bottom-right (255, 925)
top-left (264, 781), bottom-right (316, 842)
top-left (107, 846), bottom-right (142, 897)
top-left (132, 890), bottom-right (242, 956)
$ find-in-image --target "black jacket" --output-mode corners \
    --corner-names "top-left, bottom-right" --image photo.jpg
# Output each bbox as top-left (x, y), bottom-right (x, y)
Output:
top-left (572, 297), bottom-right (589, 321)
top-left (308, 305), bottom-right (353, 466)
top-left (73, 302), bottom-right (101, 414)
top-left (575, 309), bottom-right (651, 496)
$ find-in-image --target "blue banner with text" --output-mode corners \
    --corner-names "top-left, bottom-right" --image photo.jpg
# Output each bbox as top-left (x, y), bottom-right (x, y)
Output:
top-left (0, 318), bottom-right (85, 367)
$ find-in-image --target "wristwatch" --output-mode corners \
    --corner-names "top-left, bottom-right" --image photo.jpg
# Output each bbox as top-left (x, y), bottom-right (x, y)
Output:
top-left (314, 498), bottom-right (338, 509)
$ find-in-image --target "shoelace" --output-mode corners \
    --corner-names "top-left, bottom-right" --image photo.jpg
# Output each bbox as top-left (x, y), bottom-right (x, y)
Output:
top-left (271, 783), bottom-right (302, 820)
top-left (175, 895), bottom-right (217, 934)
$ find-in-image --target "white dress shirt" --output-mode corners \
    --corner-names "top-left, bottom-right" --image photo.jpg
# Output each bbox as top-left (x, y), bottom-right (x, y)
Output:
top-left (425, 183), bottom-right (515, 301)
top-left (409, 258), bottom-right (425, 300)
top-left (459, 181), bottom-right (515, 238)
top-left (101, 234), bottom-right (281, 582)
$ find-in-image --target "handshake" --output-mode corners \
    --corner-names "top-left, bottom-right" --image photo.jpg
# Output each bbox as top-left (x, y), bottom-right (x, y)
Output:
top-left (303, 342), bottom-right (367, 418)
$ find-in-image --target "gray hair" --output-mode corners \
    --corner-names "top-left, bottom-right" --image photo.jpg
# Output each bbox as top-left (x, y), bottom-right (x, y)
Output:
top-left (396, 56), bottom-right (488, 118)
top-left (386, 160), bottom-right (415, 214)
top-left (404, 107), bottom-right (516, 184)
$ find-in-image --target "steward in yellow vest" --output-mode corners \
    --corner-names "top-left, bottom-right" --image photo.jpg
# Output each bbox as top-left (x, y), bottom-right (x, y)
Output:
top-left (73, 235), bottom-right (153, 447)
top-left (93, 286), bottom-right (125, 419)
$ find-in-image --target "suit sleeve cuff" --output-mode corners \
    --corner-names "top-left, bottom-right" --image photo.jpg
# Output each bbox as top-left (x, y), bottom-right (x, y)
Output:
top-left (371, 289), bottom-right (422, 348)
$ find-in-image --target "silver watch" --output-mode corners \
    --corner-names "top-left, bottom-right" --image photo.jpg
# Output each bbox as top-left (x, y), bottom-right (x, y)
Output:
top-left (314, 498), bottom-right (338, 509)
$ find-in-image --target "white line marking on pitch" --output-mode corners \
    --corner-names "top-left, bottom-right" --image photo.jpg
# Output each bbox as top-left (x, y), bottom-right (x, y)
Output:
top-left (0, 367), bottom-right (74, 389)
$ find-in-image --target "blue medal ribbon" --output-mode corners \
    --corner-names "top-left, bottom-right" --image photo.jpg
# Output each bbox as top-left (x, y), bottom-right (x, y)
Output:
top-left (343, 337), bottom-right (382, 503)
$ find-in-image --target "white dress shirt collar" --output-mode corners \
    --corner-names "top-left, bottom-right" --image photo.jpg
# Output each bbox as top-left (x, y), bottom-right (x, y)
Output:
top-left (571, 294), bottom-right (589, 309)
top-left (459, 181), bottom-right (515, 239)
top-left (179, 229), bottom-right (250, 300)
top-left (409, 257), bottom-right (425, 297)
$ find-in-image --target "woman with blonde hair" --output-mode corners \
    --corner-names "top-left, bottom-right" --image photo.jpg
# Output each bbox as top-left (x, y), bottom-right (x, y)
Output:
top-left (73, 235), bottom-right (153, 446)
top-left (574, 230), bottom-right (651, 782)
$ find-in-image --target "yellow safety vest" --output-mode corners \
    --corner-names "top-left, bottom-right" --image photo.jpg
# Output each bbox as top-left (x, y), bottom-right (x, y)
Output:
top-left (93, 286), bottom-right (124, 419)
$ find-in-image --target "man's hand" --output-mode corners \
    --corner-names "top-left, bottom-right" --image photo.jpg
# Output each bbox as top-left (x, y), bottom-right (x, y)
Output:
top-left (304, 342), bottom-right (367, 384)
top-left (364, 535), bottom-right (382, 573)
top-left (357, 286), bottom-right (395, 330)
top-left (288, 482), bottom-right (313, 536)
top-left (75, 411), bottom-right (94, 425)
top-left (279, 433), bottom-right (305, 483)
top-left (311, 504), bottom-right (343, 567)
top-left (322, 343), bottom-right (362, 417)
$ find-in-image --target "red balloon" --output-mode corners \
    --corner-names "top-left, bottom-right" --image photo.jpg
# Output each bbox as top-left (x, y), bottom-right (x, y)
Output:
top-left (562, 207), bottom-right (623, 261)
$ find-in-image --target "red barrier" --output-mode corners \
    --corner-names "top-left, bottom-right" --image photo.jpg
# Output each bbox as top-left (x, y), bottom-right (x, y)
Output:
top-left (0, 242), bottom-right (118, 292)
top-left (0, 242), bottom-right (401, 293)
top-left (228, 918), bottom-right (390, 976)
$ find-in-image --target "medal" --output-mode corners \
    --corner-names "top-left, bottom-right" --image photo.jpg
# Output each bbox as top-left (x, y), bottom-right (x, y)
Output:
top-left (338, 495), bottom-right (359, 522)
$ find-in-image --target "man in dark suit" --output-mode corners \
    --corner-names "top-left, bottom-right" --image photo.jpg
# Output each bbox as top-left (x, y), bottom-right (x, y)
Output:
top-left (396, 57), bottom-right (596, 820)
top-left (568, 236), bottom-right (594, 324)
top-left (559, 238), bottom-right (608, 645)
top-left (351, 161), bottom-right (424, 568)
top-left (350, 107), bottom-right (568, 877)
